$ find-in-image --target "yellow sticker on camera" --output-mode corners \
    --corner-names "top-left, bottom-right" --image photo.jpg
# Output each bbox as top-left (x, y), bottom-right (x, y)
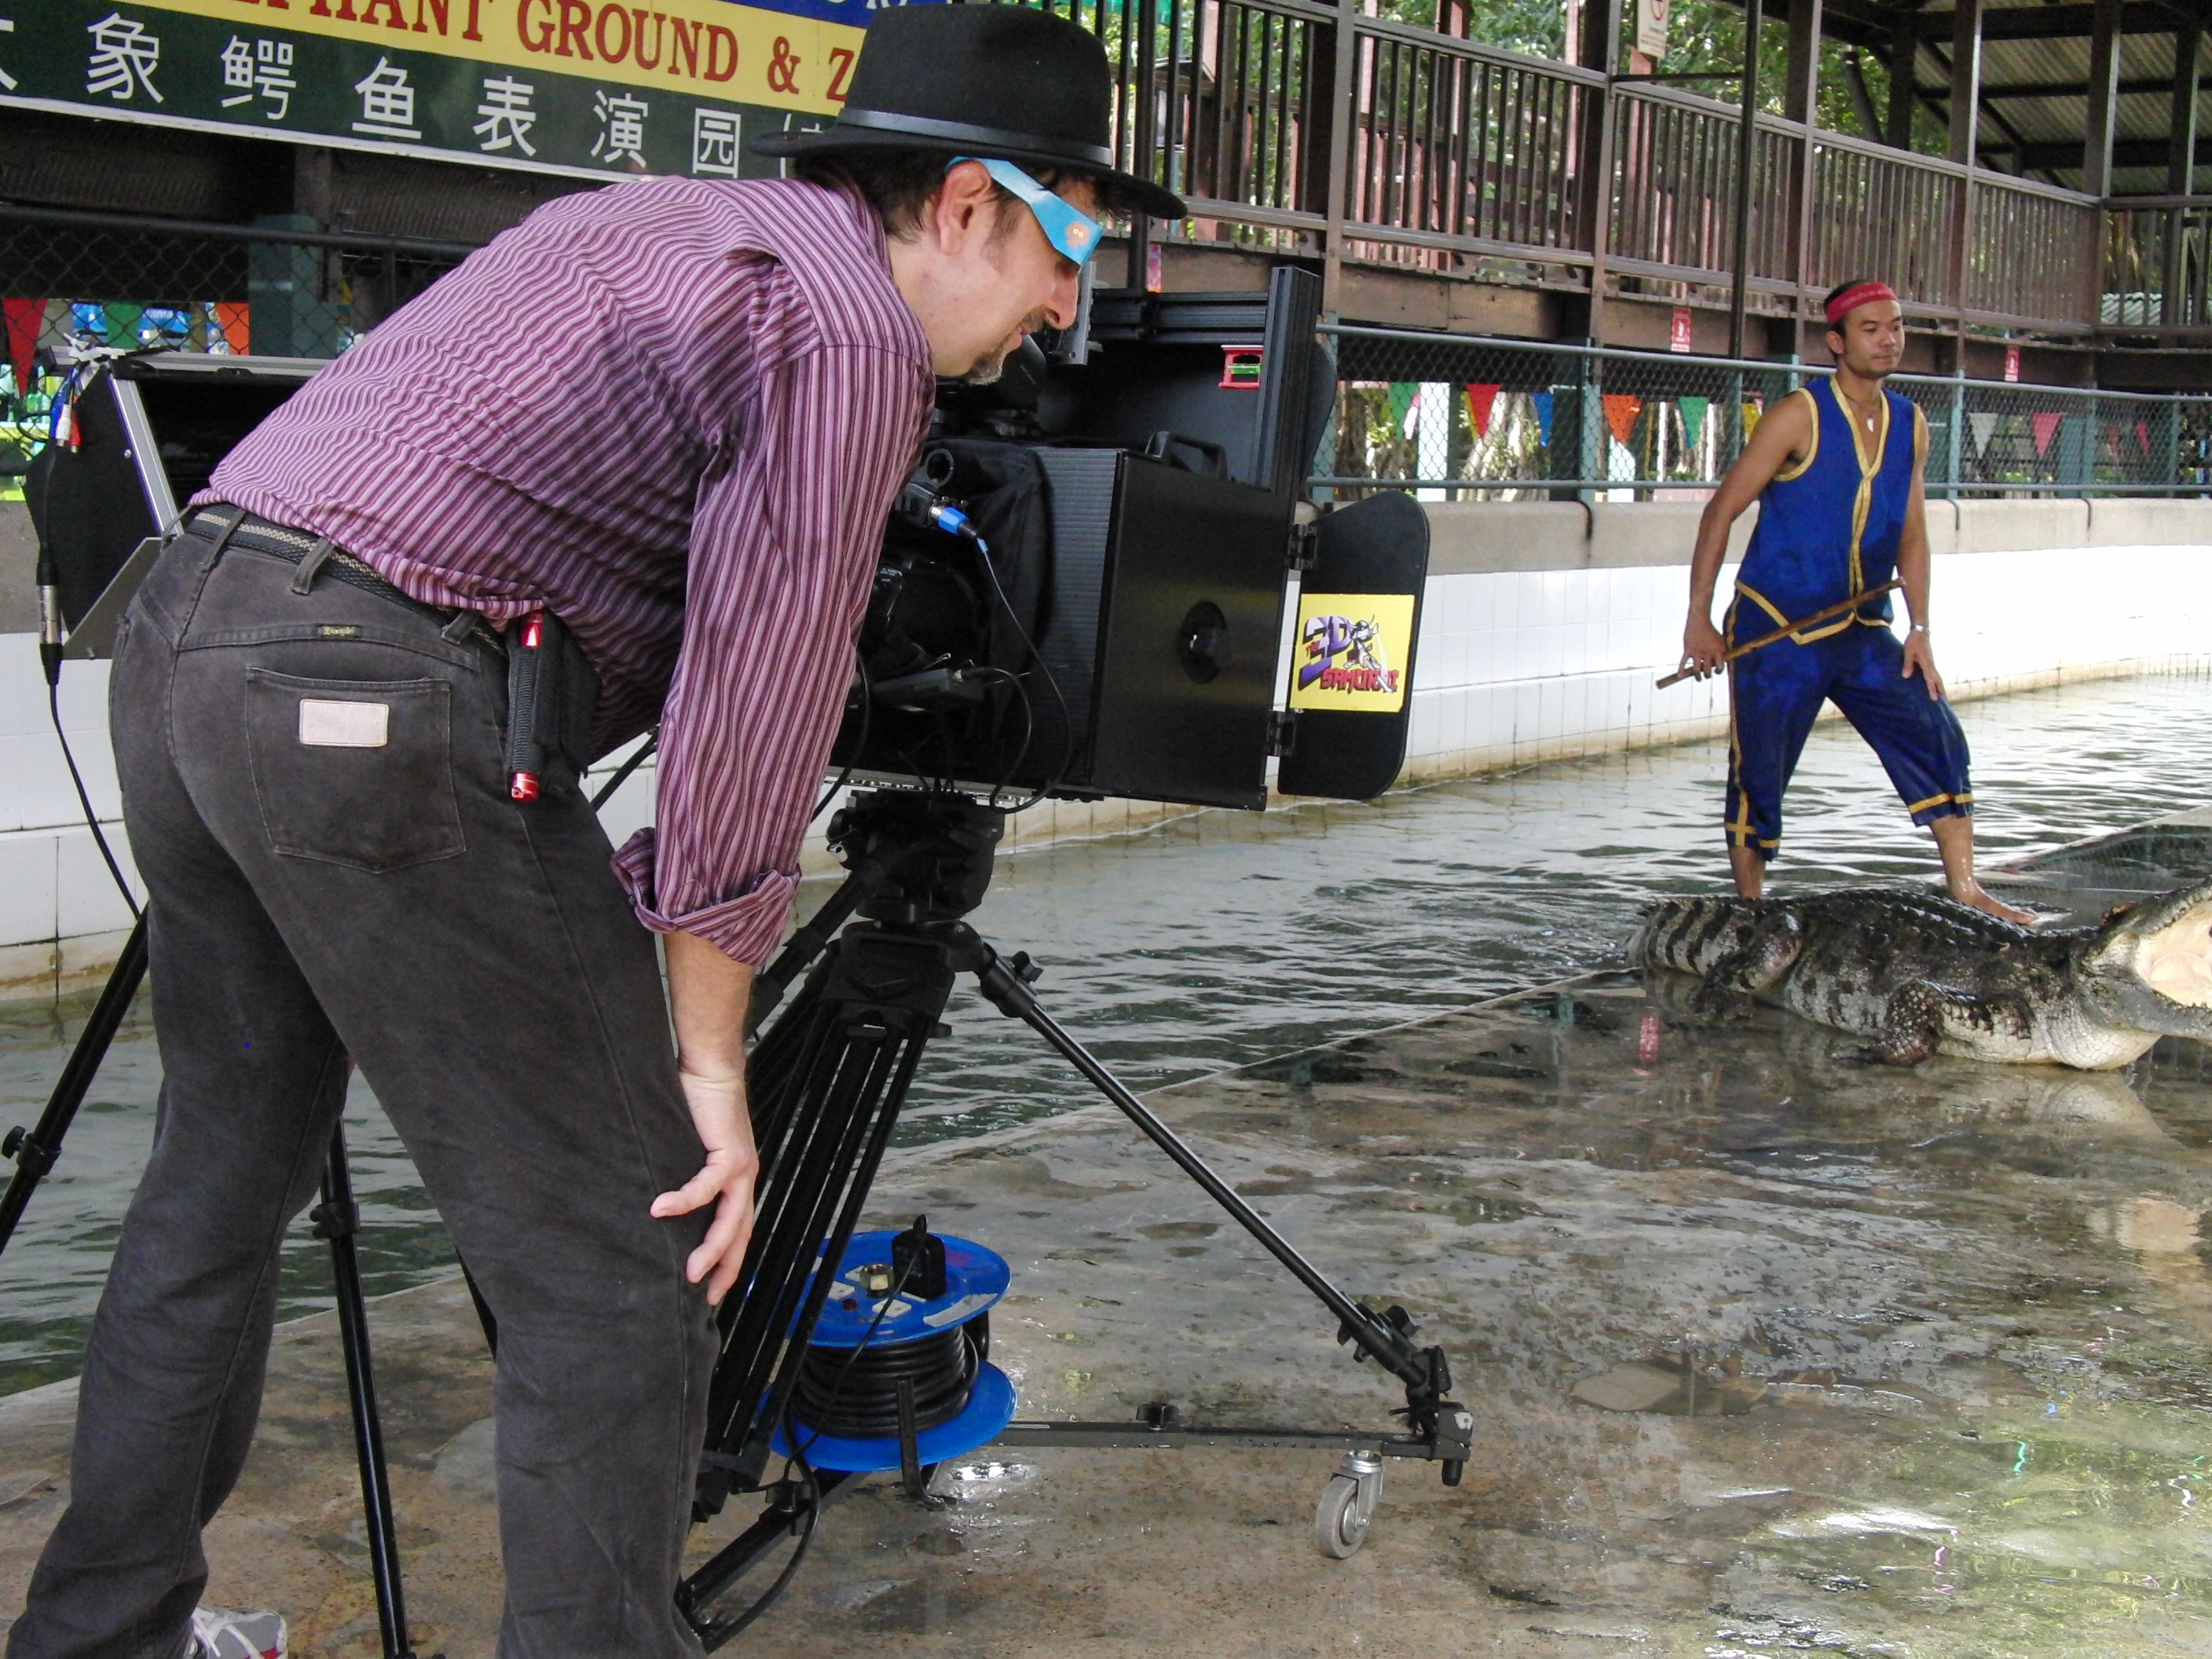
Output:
top-left (1287, 593), bottom-right (1415, 713)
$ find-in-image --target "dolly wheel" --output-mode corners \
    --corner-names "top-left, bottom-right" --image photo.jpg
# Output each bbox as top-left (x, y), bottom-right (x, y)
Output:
top-left (1314, 1472), bottom-right (1368, 1558)
top-left (1314, 1449), bottom-right (1384, 1561)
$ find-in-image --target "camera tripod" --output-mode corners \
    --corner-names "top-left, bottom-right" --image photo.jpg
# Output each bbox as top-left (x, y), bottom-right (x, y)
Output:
top-left (0, 917), bottom-right (430, 1659)
top-left (675, 789), bottom-right (1470, 1647)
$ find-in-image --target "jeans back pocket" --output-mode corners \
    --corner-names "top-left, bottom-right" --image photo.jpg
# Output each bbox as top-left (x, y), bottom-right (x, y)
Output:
top-left (245, 668), bottom-right (466, 872)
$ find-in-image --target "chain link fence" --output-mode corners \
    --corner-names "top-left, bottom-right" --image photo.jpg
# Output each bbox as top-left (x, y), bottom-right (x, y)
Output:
top-left (2, 207), bottom-right (476, 498)
top-left (1317, 324), bottom-right (2212, 500)
top-left (6, 209), bottom-right (2207, 506)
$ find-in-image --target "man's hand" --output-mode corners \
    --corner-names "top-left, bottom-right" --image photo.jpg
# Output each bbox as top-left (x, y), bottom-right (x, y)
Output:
top-left (651, 1063), bottom-right (758, 1305)
top-left (1900, 629), bottom-right (1946, 700)
top-left (659, 930), bottom-right (759, 1305)
top-left (1680, 614), bottom-right (1728, 680)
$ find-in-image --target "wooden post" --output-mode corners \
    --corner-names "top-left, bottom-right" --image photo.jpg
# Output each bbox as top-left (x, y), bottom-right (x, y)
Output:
top-left (2082, 0), bottom-right (2124, 196)
top-left (1574, 0), bottom-right (1624, 346)
top-left (1946, 0), bottom-right (1982, 349)
top-left (2164, 22), bottom-right (2203, 328)
top-left (2080, 0), bottom-right (2124, 339)
top-left (2173, 21), bottom-right (2203, 196)
top-left (1321, 0), bottom-right (1361, 315)
top-left (1946, 0), bottom-right (1981, 169)
top-left (1884, 13), bottom-right (1917, 150)
top-left (1729, 0), bottom-right (1765, 360)
top-left (1784, 0), bottom-right (1824, 341)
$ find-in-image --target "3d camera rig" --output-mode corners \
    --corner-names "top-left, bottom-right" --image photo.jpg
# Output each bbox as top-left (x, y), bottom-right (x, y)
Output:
top-left (10, 265), bottom-right (1457, 1657)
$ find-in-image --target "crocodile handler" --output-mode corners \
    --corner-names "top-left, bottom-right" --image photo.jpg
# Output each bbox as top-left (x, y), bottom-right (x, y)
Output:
top-left (1677, 277), bottom-right (2031, 925)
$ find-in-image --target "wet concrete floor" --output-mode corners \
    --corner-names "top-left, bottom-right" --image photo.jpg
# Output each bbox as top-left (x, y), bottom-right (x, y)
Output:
top-left (6, 945), bottom-right (2212, 1656)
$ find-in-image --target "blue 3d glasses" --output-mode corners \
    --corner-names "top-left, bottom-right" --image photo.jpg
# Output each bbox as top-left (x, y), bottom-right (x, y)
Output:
top-left (949, 156), bottom-right (1103, 269)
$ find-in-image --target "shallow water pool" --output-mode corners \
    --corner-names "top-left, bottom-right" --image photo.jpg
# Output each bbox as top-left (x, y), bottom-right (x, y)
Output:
top-left (0, 670), bottom-right (2203, 1394)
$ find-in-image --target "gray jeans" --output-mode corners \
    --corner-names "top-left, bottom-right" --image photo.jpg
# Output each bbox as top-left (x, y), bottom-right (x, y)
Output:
top-left (9, 526), bottom-right (718, 1658)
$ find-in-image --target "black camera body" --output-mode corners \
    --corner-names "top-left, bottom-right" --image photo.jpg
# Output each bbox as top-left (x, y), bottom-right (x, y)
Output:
top-left (834, 268), bottom-right (1428, 810)
top-left (31, 269), bottom-right (1428, 811)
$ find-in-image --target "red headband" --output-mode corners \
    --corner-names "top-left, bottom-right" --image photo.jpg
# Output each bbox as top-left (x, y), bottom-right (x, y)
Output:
top-left (1826, 281), bottom-right (1898, 326)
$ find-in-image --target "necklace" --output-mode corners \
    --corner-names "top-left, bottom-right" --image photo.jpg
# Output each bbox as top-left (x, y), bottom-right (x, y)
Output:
top-left (1838, 383), bottom-right (1881, 438)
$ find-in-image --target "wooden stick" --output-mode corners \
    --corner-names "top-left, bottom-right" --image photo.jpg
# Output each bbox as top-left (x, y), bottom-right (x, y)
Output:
top-left (1656, 580), bottom-right (1905, 689)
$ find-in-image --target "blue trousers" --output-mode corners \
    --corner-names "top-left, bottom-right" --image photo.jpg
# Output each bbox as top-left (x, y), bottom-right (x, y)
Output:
top-left (1724, 615), bottom-right (1973, 861)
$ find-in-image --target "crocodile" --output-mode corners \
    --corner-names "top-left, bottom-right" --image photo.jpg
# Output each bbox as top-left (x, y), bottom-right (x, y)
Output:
top-left (1629, 881), bottom-right (2212, 1068)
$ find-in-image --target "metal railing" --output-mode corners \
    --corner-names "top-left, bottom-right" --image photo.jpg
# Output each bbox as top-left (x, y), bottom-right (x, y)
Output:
top-left (1029, 0), bottom-right (2178, 345)
top-left (1314, 325), bottom-right (2212, 499)
top-left (5, 2), bottom-right (2200, 349)
top-left (2105, 198), bottom-right (2212, 335)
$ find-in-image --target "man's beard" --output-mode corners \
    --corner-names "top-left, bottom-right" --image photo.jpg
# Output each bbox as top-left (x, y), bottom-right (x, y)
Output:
top-left (961, 310), bottom-right (1053, 384)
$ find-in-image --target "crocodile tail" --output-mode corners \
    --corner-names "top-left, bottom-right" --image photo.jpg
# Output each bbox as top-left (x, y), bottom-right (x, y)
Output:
top-left (1632, 897), bottom-right (1746, 974)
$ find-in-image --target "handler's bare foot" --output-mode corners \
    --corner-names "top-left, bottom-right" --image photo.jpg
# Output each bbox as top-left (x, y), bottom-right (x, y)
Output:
top-left (1950, 881), bottom-right (2039, 928)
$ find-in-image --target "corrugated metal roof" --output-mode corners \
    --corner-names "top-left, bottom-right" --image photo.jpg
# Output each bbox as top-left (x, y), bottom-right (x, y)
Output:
top-left (1890, 15), bottom-right (2206, 190)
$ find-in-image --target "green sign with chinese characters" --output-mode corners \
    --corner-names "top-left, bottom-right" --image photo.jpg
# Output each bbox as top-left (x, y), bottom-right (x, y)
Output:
top-left (0, 0), bottom-right (867, 181)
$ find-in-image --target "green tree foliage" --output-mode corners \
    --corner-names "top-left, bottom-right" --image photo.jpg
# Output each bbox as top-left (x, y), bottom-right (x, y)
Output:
top-left (1364, 0), bottom-right (1939, 153)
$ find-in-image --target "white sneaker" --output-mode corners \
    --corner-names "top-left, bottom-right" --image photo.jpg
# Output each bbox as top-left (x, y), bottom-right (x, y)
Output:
top-left (190, 1609), bottom-right (287, 1659)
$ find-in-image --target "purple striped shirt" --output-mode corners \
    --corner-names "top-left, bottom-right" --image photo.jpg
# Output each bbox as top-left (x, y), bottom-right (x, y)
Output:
top-left (204, 176), bottom-right (935, 965)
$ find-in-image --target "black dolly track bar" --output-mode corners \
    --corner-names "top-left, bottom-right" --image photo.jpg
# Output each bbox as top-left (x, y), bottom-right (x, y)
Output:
top-left (679, 1412), bottom-right (1474, 1639)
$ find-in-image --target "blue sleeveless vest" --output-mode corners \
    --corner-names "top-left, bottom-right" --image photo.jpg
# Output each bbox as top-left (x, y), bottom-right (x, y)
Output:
top-left (1735, 379), bottom-right (1921, 642)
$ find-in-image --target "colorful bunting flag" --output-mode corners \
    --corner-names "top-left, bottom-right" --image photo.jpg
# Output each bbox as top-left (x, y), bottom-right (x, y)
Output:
top-left (1679, 395), bottom-right (1709, 450)
top-left (1463, 383), bottom-right (1501, 439)
top-left (103, 304), bottom-right (145, 349)
top-left (2137, 420), bottom-right (2152, 458)
top-left (1602, 394), bottom-right (1643, 449)
top-left (1741, 401), bottom-right (1761, 439)
top-left (1533, 391), bottom-right (1555, 448)
top-left (1968, 412), bottom-right (2001, 454)
top-left (2030, 412), bottom-right (2063, 460)
top-left (1386, 382), bottom-right (1415, 439)
top-left (214, 302), bottom-right (251, 354)
top-left (4, 299), bottom-right (41, 397)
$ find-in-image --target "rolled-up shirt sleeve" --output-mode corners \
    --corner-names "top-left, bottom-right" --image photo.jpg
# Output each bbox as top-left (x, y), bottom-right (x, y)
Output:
top-left (613, 339), bottom-right (929, 964)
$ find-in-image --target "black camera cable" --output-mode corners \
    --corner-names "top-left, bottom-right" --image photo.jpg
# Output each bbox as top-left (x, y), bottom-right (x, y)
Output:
top-left (31, 430), bottom-right (139, 920)
top-left (587, 651), bottom-right (867, 825)
top-left (717, 1249), bottom-right (923, 1639)
top-left (921, 504), bottom-right (1072, 811)
top-left (588, 731), bottom-right (657, 811)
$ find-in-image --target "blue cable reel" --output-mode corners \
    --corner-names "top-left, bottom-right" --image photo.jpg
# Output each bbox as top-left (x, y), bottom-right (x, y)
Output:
top-left (771, 1218), bottom-right (1015, 1476)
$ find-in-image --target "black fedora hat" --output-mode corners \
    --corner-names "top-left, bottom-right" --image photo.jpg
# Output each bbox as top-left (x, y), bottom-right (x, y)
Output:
top-left (751, 5), bottom-right (1184, 221)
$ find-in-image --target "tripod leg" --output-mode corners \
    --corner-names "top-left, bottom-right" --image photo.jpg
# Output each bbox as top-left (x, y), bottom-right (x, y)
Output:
top-left (0, 914), bottom-right (149, 1256)
top-left (696, 928), bottom-right (956, 1507)
top-left (313, 1126), bottom-right (419, 1659)
top-left (968, 946), bottom-right (1448, 1404)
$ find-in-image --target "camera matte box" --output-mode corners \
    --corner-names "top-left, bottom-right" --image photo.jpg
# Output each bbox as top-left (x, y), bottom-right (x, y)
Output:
top-left (1027, 449), bottom-right (1294, 811)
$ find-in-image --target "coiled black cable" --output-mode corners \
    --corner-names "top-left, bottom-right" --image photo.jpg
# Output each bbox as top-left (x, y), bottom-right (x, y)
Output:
top-left (793, 1324), bottom-right (976, 1438)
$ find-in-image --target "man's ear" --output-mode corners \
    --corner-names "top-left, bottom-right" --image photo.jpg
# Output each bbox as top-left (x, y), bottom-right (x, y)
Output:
top-left (929, 159), bottom-right (1000, 250)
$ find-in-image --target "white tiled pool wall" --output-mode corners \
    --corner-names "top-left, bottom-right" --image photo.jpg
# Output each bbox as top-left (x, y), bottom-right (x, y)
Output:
top-left (4, 496), bottom-right (2207, 998)
top-left (1397, 496), bottom-right (2212, 782)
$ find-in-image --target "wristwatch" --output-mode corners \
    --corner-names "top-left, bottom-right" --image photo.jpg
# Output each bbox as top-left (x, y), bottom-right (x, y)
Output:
top-left (1910, 623), bottom-right (1930, 635)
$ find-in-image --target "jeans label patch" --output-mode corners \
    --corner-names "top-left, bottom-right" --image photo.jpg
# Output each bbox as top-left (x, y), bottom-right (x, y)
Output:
top-left (298, 698), bottom-right (390, 748)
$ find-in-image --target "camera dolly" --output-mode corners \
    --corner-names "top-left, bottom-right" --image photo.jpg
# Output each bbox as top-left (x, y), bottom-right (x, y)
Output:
top-left (676, 787), bottom-right (1469, 1647)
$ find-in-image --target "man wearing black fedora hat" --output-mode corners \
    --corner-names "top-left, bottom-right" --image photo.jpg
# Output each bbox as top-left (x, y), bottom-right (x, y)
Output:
top-left (9, 9), bottom-right (1181, 1658)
